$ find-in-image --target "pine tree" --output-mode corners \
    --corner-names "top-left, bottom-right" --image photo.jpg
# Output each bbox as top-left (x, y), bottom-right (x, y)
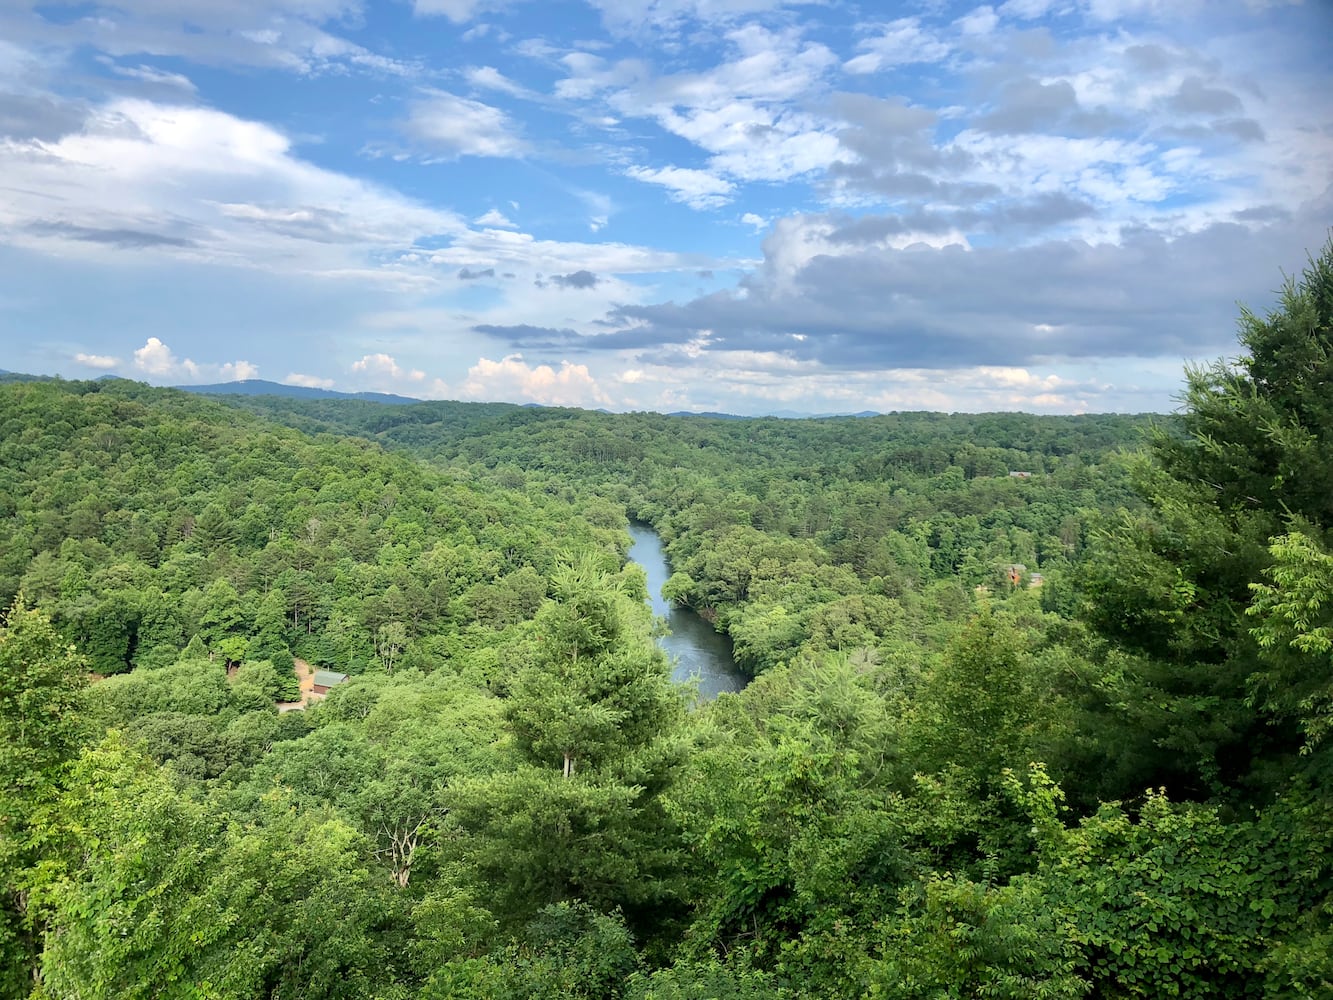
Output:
top-left (1075, 237), bottom-right (1333, 802)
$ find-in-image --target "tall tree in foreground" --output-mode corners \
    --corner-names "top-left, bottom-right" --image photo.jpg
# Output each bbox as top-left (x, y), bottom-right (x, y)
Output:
top-left (0, 598), bottom-right (87, 995)
top-left (1075, 237), bottom-right (1333, 802)
top-left (452, 557), bottom-right (687, 934)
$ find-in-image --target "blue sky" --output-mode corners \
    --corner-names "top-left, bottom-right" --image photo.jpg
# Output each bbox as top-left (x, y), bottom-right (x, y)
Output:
top-left (1, 0), bottom-right (1330, 414)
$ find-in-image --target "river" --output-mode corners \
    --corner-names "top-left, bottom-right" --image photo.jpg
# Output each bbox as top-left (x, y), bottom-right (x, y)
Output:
top-left (627, 522), bottom-right (748, 699)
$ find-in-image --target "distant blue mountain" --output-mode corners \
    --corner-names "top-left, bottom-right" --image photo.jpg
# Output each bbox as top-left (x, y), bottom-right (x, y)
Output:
top-left (666, 408), bottom-right (882, 420)
top-left (666, 410), bottom-right (748, 419)
top-left (176, 379), bottom-right (421, 404)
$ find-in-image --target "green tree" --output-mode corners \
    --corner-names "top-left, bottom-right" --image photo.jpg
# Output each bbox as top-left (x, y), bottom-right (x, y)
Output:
top-left (191, 501), bottom-right (236, 552)
top-left (0, 598), bottom-right (87, 796)
top-left (1248, 530), bottom-right (1333, 750)
top-left (0, 598), bottom-right (87, 995)
top-left (453, 559), bottom-right (686, 931)
top-left (35, 736), bottom-right (402, 1000)
top-left (505, 558), bottom-right (677, 778)
top-left (1074, 238), bottom-right (1333, 801)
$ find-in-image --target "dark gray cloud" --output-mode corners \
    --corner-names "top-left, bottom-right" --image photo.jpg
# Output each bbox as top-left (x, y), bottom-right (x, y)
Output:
top-left (972, 77), bottom-right (1124, 136)
top-left (458, 267), bottom-right (495, 280)
top-left (1212, 118), bottom-right (1265, 143)
top-left (225, 205), bottom-right (370, 245)
top-left (827, 193), bottom-right (1096, 244)
top-left (551, 269), bottom-right (599, 289)
top-left (1124, 44), bottom-right (1177, 74)
top-left (589, 193), bottom-right (1333, 371)
top-left (832, 93), bottom-right (966, 171)
top-left (1169, 76), bottom-right (1243, 116)
top-left (1233, 205), bottom-right (1292, 224)
top-left (826, 93), bottom-right (997, 204)
top-left (826, 162), bottom-right (1000, 204)
top-left (473, 323), bottom-right (582, 348)
top-left (472, 322), bottom-right (669, 351)
top-left (25, 221), bottom-right (196, 249)
top-left (0, 93), bottom-right (86, 142)
top-left (975, 77), bottom-right (1075, 133)
top-left (1153, 118), bottom-right (1265, 144)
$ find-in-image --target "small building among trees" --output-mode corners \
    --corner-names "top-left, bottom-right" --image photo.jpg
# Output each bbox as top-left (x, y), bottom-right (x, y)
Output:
top-left (311, 669), bottom-right (349, 697)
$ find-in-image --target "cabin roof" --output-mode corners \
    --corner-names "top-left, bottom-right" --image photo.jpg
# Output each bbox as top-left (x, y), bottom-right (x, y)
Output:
top-left (312, 669), bottom-right (349, 688)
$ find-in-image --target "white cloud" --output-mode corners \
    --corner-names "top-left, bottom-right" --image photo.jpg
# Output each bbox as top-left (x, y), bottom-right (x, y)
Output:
top-left (474, 208), bottom-right (519, 228)
top-left (741, 212), bottom-right (768, 230)
top-left (405, 90), bottom-right (529, 159)
top-left (134, 337), bottom-right (191, 376)
top-left (0, 97), bottom-right (459, 281)
top-left (419, 225), bottom-right (717, 276)
top-left (1083, 0), bottom-right (1182, 21)
top-left (998, 0), bottom-right (1060, 18)
top-left (845, 19), bottom-right (951, 75)
top-left (284, 372), bottom-right (335, 388)
top-left (130, 337), bottom-right (256, 382)
top-left (956, 6), bottom-right (1000, 35)
top-left (461, 353), bottom-right (611, 406)
top-left (73, 352), bottom-right (121, 369)
top-left (585, 0), bottom-right (801, 34)
top-left (560, 25), bottom-right (843, 186)
top-left (625, 165), bottom-right (735, 209)
top-left (5, 0), bottom-right (415, 77)
top-left (466, 65), bottom-right (537, 99)
top-left (101, 61), bottom-right (198, 92)
top-left (413, 0), bottom-right (498, 21)
top-left (617, 351), bottom-right (1113, 415)
top-left (352, 353), bottom-right (426, 381)
top-left (221, 360), bottom-right (260, 380)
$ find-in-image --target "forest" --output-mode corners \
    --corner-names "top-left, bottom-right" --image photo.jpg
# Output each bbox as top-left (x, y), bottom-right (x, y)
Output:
top-left (2, 244), bottom-right (1332, 999)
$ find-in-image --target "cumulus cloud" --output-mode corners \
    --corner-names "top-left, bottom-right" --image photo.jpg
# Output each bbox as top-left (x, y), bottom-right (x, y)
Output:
top-left (564, 25), bottom-right (843, 192)
top-left (352, 353), bottom-right (427, 381)
top-left (134, 337), bottom-right (194, 377)
top-left (585, 0), bottom-right (804, 34)
top-left (956, 6), bottom-right (1000, 35)
top-left (551, 269), bottom-right (599, 289)
top-left (1167, 76), bottom-right (1243, 116)
top-left (131, 337), bottom-right (257, 382)
top-left (4, 0), bottom-right (415, 77)
top-left (0, 97), bottom-right (458, 280)
top-left (626, 165), bottom-right (735, 209)
top-left (474, 208), bottom-right (519, 228)
top-left (845, 18), bottom-right (951, 74)
top-left (460, 353), bottom-right (612, 406)
top-left (404, 90), bottom-right (529, 159)
top-left (220, 360), bottom-right (260, 380)
top-left (284, 372), bottom-right (335, 388)
top-left (73, 352), bottom-right (122, 369)
top-left (413, 0), bottom-right (498, 22)
top-left (589, 190), bottom-right (1333, 374)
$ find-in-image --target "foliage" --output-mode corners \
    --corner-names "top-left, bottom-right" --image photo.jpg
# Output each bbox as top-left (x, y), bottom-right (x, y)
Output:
top-left (1248, 530), bottom-right (1333, 749)
top-left (3, 241), bottom-right (1332, 1000)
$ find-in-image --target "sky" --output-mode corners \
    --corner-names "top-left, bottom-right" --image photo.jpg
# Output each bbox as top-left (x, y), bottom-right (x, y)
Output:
top-left (1, 0), bottom-right (1330, 415)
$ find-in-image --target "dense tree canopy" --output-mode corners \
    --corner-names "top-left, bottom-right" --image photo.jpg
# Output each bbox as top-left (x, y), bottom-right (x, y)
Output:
top-left (3, 239), bottom-right (1332, 998)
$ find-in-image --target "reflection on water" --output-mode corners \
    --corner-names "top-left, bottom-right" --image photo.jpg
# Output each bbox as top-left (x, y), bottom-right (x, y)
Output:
top-left (627, 522), bottom-right (748, 700)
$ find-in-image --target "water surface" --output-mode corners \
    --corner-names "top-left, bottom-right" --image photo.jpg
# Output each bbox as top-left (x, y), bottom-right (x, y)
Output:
top-left (627, 522), bottom-right (748, 700)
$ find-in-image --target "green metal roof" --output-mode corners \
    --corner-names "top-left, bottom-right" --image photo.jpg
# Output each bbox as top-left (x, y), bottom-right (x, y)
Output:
top-left (312, 670), bottom-right (349, 688)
